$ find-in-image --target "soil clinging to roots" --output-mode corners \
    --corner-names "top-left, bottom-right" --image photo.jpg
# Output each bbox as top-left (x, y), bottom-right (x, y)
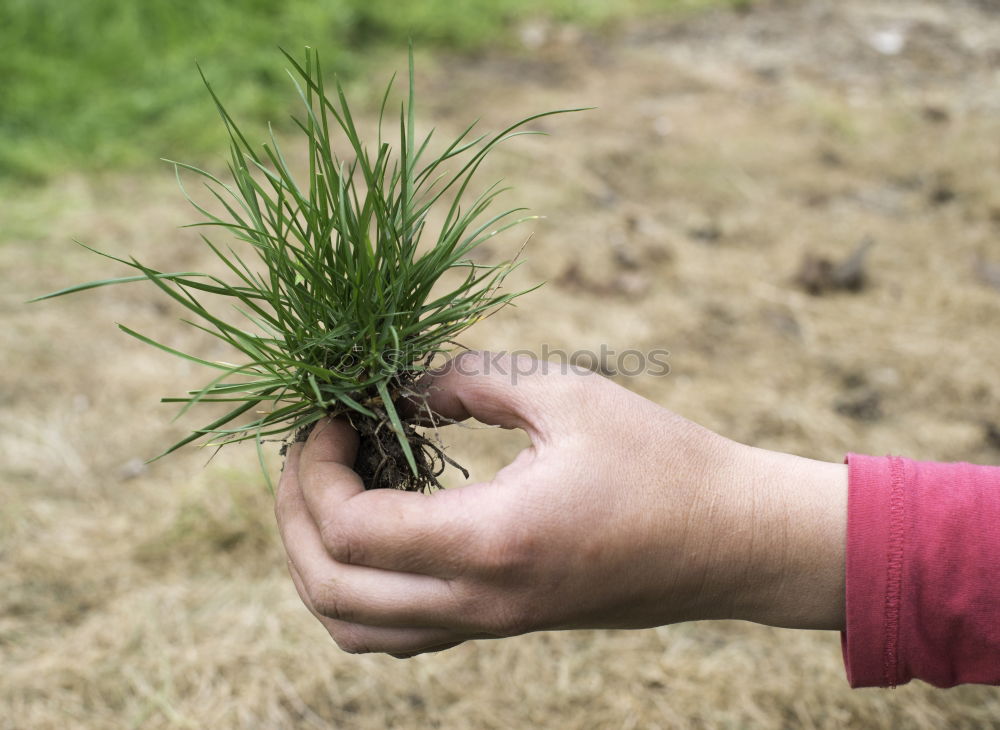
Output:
top-left (284, 390), bottom-right (468, 492)
top-left (352, 408), bottom-right (467, 492)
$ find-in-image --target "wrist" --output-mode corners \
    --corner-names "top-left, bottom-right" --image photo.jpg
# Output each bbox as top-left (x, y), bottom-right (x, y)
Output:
top-left (726, 445), bottom-right (848, 631)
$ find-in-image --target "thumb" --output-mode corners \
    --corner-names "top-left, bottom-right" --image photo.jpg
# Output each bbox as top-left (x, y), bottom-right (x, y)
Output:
top-left (414, 350), bottom-right (579, 441)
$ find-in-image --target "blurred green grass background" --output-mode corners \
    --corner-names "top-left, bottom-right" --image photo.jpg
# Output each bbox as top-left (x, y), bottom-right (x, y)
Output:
top-left (0, 0), bottom-right (734, 182)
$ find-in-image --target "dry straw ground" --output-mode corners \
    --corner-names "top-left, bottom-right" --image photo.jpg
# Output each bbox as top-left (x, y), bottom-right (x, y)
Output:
top-left (4, 0), bottom-right (1000, 727)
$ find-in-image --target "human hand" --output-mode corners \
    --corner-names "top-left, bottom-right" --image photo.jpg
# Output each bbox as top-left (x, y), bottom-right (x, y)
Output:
top-left (275, 351), bottom-right (847, 657)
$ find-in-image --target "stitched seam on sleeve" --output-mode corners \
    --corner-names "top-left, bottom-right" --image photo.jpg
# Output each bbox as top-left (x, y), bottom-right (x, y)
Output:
top-left (882, 455), bottom-right (906, 687)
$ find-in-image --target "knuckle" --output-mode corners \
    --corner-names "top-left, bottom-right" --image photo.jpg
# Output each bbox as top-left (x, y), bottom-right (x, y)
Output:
top-left (318, 513), bottom-right (358, 565)
top-left (318, 498), bottom-right (372, 566)
top-left (308, 579), bottom-right (355, 623)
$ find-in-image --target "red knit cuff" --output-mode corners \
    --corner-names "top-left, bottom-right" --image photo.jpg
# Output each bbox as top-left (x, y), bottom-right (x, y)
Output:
top-left (842, 453), bottom-right (1000, 688)
top-left (841, 453), bottom-right (902, 688)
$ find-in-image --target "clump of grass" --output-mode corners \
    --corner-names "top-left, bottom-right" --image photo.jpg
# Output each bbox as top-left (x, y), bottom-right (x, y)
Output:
top-left (35, 46), bottom-right (580, 491)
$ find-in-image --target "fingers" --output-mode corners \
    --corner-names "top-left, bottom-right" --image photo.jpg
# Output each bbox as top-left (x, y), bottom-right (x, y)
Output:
top-left (285, 559), bottom-right (466, 656)
top-left (298, 416), bottom-right (363, 505)
top-left (295, 417), bottom-right (365, 541)
top-left (294, 416), bottom-right (492, 577)
top-left (277, 444), bottom-right (489, 631)
top-left (287, 412), bottom-right (501, 585)
top-left (316, 483), bottom-right (502, 576)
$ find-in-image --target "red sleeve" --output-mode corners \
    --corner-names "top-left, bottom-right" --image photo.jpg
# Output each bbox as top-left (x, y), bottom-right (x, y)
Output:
top-left (842, 453), bottom-right (1000, 688)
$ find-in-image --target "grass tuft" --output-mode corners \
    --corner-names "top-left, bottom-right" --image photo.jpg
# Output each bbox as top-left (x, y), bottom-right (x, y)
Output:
top-left (34, 46), bottom-right (582, 491)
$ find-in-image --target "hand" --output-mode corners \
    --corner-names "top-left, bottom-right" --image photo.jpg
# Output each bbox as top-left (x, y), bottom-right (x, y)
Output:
top-left (274, 351), bottom-right (847, 657)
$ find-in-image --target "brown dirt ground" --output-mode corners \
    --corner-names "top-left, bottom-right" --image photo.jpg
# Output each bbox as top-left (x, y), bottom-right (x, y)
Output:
top-left (3, 0), bottom-right (1000, 727)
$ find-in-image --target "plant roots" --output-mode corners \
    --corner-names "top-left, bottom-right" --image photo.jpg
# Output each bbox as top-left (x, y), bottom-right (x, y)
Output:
top-left (283, 406), bottom-right (468, 492)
